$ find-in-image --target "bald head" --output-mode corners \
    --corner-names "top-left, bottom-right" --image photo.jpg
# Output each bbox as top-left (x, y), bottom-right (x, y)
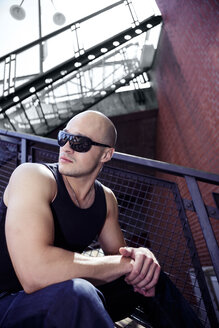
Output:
top-left (66, 110), bottom-right (117, 148)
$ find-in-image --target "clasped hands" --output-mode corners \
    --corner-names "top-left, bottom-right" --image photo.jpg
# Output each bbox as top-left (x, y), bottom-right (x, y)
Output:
top-left (119, 246), bottom-right (161, 297)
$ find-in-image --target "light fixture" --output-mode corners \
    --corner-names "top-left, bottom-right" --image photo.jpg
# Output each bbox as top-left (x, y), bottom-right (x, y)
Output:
top-left (53, 12), bottom-right (66, 26)
top-left (45, 78), bottom-right (53, 84)
top-left (10, 1), bottom-right (26, 21)
top-left (124, 35), bottom-right (131, 40)
top-left (113, 41), bottom-right (120, 47)
top-left (135, 29), bottom-right (142, 34)
top-left (88, 55), bottom-right (95, 60)
top-left (51, 0), bottom-right (66, 26)
top-left (60, 70), bottom-right (67, 76)
top-left (10, 0), bottom-right (66, 26)
top-left (74, 62), bottom-right (81, 68)
top-left (29, 87), bottom-right (36, 93)
top-left (100, 48), bottom-right (108, 53)
top-left (13, 96), bottom-right (20, 102)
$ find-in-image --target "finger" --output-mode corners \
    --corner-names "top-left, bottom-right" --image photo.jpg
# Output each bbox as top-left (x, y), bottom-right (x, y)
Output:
top-left (125, 253), bottom-right (146, 283)
top-left (134, 260), bottom-right (157, 288)
top-left (134, 286), bottom-right (155, 297)
top-left (119, 247), bottom-right (133, 258)
top-left (136, 263), bottom-right (161, 290)
top-left (126, 254), bottom-right (160, 287)
top-left (142, 287), bottom-right (156, 297)
top-left (143, 264), bottom-right (161, 291)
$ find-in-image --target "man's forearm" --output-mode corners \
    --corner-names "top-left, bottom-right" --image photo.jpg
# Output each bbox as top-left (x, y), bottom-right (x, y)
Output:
top-left (73, 252), bottom-right (132, 286)
top-left (22, 245), bottom-right (132, 293)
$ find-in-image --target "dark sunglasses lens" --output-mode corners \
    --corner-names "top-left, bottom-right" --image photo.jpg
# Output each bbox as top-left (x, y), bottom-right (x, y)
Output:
top-left (58, 131), bottom-right (92, 152)
top-left (70, 136), bottom-right (91, 152)
top-left (58, 131), bottom-right (68, 146)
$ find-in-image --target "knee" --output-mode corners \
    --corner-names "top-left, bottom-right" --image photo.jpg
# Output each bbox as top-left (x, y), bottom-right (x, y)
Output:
top-left (43, 279), bottom-right (106, 318)
top-left (47, 280), bottom-right (113, 327)
top-left (71, 278), bottom-right (104, 305)
top-left (72, 278), bottom-right (95, 295)
top-left (46, 279), bottom-right (96, 301)
top-left (48, 279), bottom-right (102, 305)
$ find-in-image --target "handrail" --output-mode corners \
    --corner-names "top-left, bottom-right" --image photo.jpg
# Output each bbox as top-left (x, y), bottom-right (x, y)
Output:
top-left (113, 152), bottom-right (219, 185)
top-left (1, 128), bottom-right (219, 185)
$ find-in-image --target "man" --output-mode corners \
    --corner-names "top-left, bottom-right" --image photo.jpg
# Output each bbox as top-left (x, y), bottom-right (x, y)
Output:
top-left (0, 111), bottom-right (202, 327)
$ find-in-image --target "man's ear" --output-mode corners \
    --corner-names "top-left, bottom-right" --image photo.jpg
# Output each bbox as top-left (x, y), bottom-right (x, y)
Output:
top-left (100, 148), bottom-right (114, 163)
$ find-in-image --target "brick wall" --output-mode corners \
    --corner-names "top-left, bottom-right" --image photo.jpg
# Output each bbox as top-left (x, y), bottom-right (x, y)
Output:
top-left (111, 109), bottom-right (158, 158)
top-left (154, 0), bottom-right (219, 172)
top-left (152, 0), bottom-right (219, 266)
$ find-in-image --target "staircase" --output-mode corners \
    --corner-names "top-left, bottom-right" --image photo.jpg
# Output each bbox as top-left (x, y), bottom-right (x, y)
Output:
top-left (0, 1), bottom-right (162, 136)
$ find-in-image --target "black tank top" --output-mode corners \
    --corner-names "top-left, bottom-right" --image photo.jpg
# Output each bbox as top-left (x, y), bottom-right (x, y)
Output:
top-left (44, 163), bottom-right (107, 253)
top-left (0, 163), bottom-right (107, 293)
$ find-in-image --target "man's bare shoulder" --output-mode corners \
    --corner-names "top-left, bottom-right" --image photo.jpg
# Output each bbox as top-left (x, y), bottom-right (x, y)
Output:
top-left (4, 163), bottom-right (56, 206)
top-left (101, 183), bottom-right (117, 203)
top-left (101, 183), bottom-right (118, 217)
top-left (8, 162), bottom-right (56, 186)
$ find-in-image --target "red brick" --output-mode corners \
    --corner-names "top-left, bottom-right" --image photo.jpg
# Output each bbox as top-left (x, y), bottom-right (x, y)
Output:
top-left (153, 0), bottom-right (219, 266)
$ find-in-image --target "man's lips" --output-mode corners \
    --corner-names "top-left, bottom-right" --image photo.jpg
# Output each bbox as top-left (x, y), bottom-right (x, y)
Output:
top-left (59, 155), bottom-right (73, 163)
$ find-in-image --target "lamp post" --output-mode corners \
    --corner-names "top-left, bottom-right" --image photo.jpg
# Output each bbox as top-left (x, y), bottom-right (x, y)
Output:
top-left (38, 0), bottom-right (43, 73)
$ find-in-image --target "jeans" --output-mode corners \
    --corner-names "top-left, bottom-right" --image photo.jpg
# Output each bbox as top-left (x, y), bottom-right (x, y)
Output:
top-left (99, 270), bottom-right (203, 327)
top-left (0, 279), bottom-right (114, 328)
top-left (0, 271), bottom-right (203, 328)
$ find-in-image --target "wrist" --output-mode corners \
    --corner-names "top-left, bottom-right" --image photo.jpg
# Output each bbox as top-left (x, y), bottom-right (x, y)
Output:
top-left (120, 255), bottom-right (133, 275)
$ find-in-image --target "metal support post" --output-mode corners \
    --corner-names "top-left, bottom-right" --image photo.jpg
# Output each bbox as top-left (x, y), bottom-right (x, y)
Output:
top-left (21, 138), bottom-right (27, 163)
top-left (185, 175), bottom-right (219, 284)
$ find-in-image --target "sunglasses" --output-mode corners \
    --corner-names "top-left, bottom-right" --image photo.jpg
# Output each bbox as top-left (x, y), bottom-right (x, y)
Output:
top-left (57, 130), bottom-right (111, 153)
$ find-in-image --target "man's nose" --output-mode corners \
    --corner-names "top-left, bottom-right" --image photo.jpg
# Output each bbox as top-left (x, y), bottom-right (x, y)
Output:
top-left (61, 141), bottom-right (74, 152)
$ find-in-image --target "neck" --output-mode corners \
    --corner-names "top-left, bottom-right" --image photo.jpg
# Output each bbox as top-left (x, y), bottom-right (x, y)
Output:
top-left (63, 175), bottom-right (95, 208)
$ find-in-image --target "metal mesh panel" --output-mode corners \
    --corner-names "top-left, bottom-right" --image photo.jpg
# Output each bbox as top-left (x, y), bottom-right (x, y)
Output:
top-left (0, 139), bottom-right (18, 198)
top-left (97, 165), bottom-right (210, 327)
top-left (30, 146), bottom-right (59, 164)
top-left (0, 133), bottom-right (216, 327)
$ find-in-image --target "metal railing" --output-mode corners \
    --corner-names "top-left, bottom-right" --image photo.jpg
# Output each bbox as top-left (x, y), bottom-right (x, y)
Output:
top-left (0, 129), bottom-right (219, 327)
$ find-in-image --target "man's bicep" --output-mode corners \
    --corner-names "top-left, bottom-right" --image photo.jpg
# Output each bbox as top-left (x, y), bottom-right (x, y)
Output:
top-left (6, 194), bottom-right (54, 247)
top-left (6, 164), bottom-right (55, 245)
top-left (5, 164), bottom-right (55, 287)
top-left (98, 218), bottom-right (126, 255)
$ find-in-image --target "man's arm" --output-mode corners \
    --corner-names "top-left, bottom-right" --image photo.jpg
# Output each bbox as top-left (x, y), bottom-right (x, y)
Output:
top-left (98, 186), bottom-right (126, 255)
top-left (4, 163), bottom-right (132, 294)
top-left (98, 186), bottom-right (160, 297)
top-left (119, 247), bottom-right (160, 297)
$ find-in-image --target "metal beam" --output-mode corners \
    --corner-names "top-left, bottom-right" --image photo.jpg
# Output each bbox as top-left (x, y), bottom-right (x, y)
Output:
top-left (0, 15), bottom-right (162, 112)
